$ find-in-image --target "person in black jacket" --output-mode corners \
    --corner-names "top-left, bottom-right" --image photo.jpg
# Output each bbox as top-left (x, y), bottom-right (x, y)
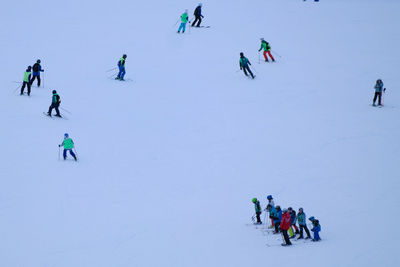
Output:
top-left (30, 59), bottom-right (44, 87)
top-left (47, 90), bottom-right (61, 117)
top-left (191, 3), bottom-right (204, 27)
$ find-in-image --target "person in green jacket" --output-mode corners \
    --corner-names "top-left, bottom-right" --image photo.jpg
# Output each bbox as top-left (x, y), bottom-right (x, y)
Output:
top-left (47, 90), bottom-right (62, 117)
top-left (20, 66), bottom-right (32, 96)
top-left (252, 198), bottom-right (262, 224)
top-left (239, 52), bottom-right (254, 79)
top-left (258, 38), bottom-right (275, 62)
top-left (59, 133), bottom-right (77, 161)
top-left (177, 10), bottom-right (190, 33)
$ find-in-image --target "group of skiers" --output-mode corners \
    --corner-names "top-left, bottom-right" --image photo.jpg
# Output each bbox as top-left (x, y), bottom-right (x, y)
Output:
top-left (252, 196), bottom-right (321, 246)
top-left (177, 3), bottom-right (204, 34)
top-left (20, 60), bottom-right (44, 96)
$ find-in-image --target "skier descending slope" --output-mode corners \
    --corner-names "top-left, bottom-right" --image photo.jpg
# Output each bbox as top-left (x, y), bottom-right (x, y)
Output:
top-left (59, 133), bottom-right (77, 161)
top-left (372, 79), bottom-right (386, 106)
top-left (30, 59), bottom-right (44, 87)
top-left (258, 38), bottom-right (275, 62)
top-left (239, 52), bottom-right (254, 79)
top-left (177, 10), bottom-right (190, 33)
top-left (20, 66), bottom-right (32, 96)
top-left (116, 54), bottom-right (127, 81)
top-left (191, 3), bottom-right (204, 27)
top-left (252, 198), bottom-right (262, 224)
top-left (47, 90), bottom-right (62, 117)
top-left (280, 209), bottom-right (292, 246)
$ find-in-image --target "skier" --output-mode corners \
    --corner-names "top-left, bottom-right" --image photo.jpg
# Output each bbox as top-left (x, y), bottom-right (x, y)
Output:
top-left (59, 133), bottom-right (77, 161)
top-left (20, 66), bottom-right (32, 96)
top-left (309, 216), bottom-right (321, 241)
top-left (372, 79), bottom-right (385, 106)
top-left (47, 90), bottom-right (61, 117)
top-left (258, 38), bottom-right (275, 62)
top-left (265, 195), bottom-right (275, 228)
top-left (30, 59), bottom-right (44, 87)
top-left (297, 208), bottom-right (311, 239)
top-left (191, 3), bottom-right (204, 27)
top-left (177, 10), bottom-right (190, 33)
top-left (252, 198), bottom-right (262, 224)
top-left (266, 204), bottom-right (280, 234)
top-left (288, 207), bottom-right (299, 238)
top-left (280, 209), bottom-right (292, 246)
top-left (239, 52), bottom-right (254, 79)
top-left (116, 54), bottom-right (127, 81)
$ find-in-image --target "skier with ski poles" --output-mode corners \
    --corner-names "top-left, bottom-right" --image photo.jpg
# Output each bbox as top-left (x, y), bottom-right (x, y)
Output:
top-left (116, 54), bottom-right (127, 81)
top-left (30, 59), bottom-right (44, 87)
top-left (59, 133), bottom-right (77, 161)
top-left (372, 79), bottom-right (385, 106)
top-left (177, 10), bottom-right (190, 33)
top-left (258, 38), bottom-right (275, 62)
top-left (251, 198), bottom-right (262, 224)
top-left (47, 90), bottom-right (62, 117)
top-left (191, 3), bottom-right (204, 27)
top-left (297, 208), bottom-right (311, 239)
top-left (239, 52), bottom-right (254, 79)
top-left (280, 209), bottom-right (292, 246)
top-left (20, 66), bottom-right (32, 96)
top-left (288, 207), bottom-right (299, 238)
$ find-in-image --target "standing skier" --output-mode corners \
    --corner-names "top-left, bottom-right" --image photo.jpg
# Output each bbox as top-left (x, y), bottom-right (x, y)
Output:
top-left (309, 216), bottom-right (321, 241)
top-left (59, 133), bottom-right (77, 161)
top-left (280, 209), bottom-right (292, 246)
top-left (177, 10), bottom-right (190, 33)
top-left (239, 52), bottom-right (254, 79)
top-left (47, 90), bottom-right (61, 117)
top-left (258, 38), bottom-right (275, 62)
top-left (266, 195), bottom-right (275, 228)
top-left (252, 198), bottom-right (262, 224)
top-left (191, 3), bottom-right (204, 27)
top-left (266, 204), bottom-right (280, 234)
top-left (116, 54), bottom-right (127, 81)
top-left (30, 59), bottom-right (44, 87)
top-left (297, 208), bottom-right (311, 239)
top-left (20, 66), bottom-right (32, 96)
top-left (372, 79), bottom-right (385, 106)
top-left (288, 207), bottom-right (299, 238)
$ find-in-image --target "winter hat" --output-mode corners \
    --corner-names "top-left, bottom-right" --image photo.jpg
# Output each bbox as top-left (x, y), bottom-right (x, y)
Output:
top-left (240, 52), bottom-right (244, 57)
top-left (37, 59), bottom-right (41, 63)
top-left (267, 195), bottom-right (273, 200)
top-left (52, 90), bottom-right (57, 94)
top-left (64, 133), bottom-right (69, 138)
top-left (252, 198), bottom-right (257, 203)
top-left (27, 66), bottom-right (32, 70)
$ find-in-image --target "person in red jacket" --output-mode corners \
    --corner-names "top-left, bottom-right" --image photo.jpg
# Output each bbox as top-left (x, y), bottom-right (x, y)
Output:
top-left (280, 209), bottom-right (292, 246)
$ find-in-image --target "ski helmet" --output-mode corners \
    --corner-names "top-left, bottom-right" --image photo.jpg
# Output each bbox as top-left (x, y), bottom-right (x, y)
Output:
top-left (64, 133), bottom-right (69, 138)
top-left (37, 59), bottom-right (41, 63)
top-left (283, 208), bottom-right (288, 213)
top-left (52, 90), bottom-right (57, 94)
top-left (288, 207), bottom-right (293, 211)
top-left (240, 52), bottom-right (244, 57)
top-left (299, 207), bottom-right (303, 212)
top-left (267, 195), bottom-right (273, 200)
top-left (252, 198), bottom-right (257, 203)
top-left (275, 205), bottom-right (281, 210)
top-left (123, 54), bottom-right (127, 59)
top-left (27, 66), bottom-right (32, 70)
top-left (309, 216), bottom-right (315, 221)
top-left (260, 38), bottom-right (264, 41)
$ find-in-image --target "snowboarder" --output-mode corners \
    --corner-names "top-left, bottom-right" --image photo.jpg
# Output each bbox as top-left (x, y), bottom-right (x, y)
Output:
top-left (30, 59), bottom-right (44, 87)
top-left (280, 209), bottom-right (292, 246)
top-left (177, 10), bottom-right (190, 33)
top-left (47, 90), bottom-right (61, 117)
top-left (372, 79), bottom-right (385, 106)
top-left (252, 198), bottom-right (262, 224)
top-left (20, 66), bottom-right (32, 96)
top-left (239, 52), bottom-right (254, 79)
top-left (288, 207), bottom-right (299, 238)
top-left (116, 54), bottom-right (127, 81)
top-left (309, 216), bottom-right (321, 241)
top-left (297, 208), bottom-right (311, 239)
top-left (258, 38), bottom-right (275, 62)
top-left (191, 3), bottom-right (204, 27)
top-left (59, 133), bottom-right (77, 161)
top-left (266, 204), bottom-right (280, 233)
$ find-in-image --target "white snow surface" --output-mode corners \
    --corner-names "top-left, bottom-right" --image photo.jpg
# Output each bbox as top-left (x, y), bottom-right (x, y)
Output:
top-left (1, 0), bottom-right (400, 266)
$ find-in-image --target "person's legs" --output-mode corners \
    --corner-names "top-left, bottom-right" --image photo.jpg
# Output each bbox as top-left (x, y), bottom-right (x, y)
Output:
top-left (121, 68), bottom-right (126, 79)
top-left (27, 82), bottom-right (31, 96)
top-left (298, 225), bottom-right (304, 238)
top-left (20, 82), bottom-right (26, 95)
top-left (378, 92), bottom-right (382, 105)
top-left (282, 230), bottom-right (292, 245)
top-left (48, 104), bottom-right (54, 115)
top-left (304, 225), bottom-right (311, 238)
top-left (182, 23), bottom-right (186, 33)
top-left (70, 149), bottom-right (77, 160)
top-left (243, 67), bottom-right (248, 76)
top-left (263, 50), bottom-right (268, 61)
top-left (117, 67), bottom-right (122, 79)
top-left (373, 92), bottom-right (379, 105)
top-left (267, 51), bottom-right (275, 61)
top-left (256, 212), bottom-right (261, 224)
top-left (246, 66), bottom-right (254, 78)
top-left (196, 17), bottom-right (202, 27)
top-left (54, 105), bottom-right (61, 116)
top-left (37, 76), bottom-right (41, 87)
top-left (178, 23), bottom-right (184, 32)
top-left (191, 17), bottom-right (198, 27)
top-left (30, 76), bottom-right (36, 85)
top-left (63, 149), bottom-right (67, 159)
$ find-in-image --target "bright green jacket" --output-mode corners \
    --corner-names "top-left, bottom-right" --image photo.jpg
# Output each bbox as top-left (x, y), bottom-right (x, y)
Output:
top-left (181, 13), bottom-right (189, 23)
top-left (62, 138), bottom-right (74, 149)
top-left (23, 71), bottom-right (31, 82)
top-left (259, 41), bottom-right (271, 52)
top-left (119, 58), bottom-right (125, 67)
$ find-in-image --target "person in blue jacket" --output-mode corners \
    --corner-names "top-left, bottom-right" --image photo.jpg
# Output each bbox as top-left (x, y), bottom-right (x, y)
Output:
top-left (116, 54), bottom-right (127, 80)
top-left (30, 59), bottom-right (44, 87)
top-left (309, 216), bottom-right (321, 241)
top-left (267, 204), bottom-right (281, 233)
top-left (372, 79), bottom-right (385, 106)
top-left (191, 3), bottom-right (204, 27)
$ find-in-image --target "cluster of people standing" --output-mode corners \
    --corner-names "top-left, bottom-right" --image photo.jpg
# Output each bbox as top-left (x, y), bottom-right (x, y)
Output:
top-left (252, 195), bottom-right (321, 246)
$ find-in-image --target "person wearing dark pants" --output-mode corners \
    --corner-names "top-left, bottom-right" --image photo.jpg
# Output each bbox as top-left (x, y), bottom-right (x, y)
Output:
top-left (239, 52), bottom-right (254, 79)
top-left (297, 208), bottom-right (311, 239)
top-left (372, 79), bottom-right (385, 106)
top-left (280, 209), bottom-right (292, 246)
top-left (48, 90), bottom-right (61, 117)
top-left (191, 3), bottom-right (203, 27)
top-left (20, 66), bottom-right (32, 96)
top-left (30, 59), bottom-right (44, 87)
top-left (252, 198), bottom-right (262, 224)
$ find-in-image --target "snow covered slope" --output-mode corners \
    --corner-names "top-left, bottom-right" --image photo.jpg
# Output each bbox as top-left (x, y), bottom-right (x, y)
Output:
top-left (1, 0), bottom-right (399, 266)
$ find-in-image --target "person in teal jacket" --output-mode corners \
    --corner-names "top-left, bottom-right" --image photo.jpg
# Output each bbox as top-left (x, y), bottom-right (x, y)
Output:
top-left (239, 52), bottom-right (254, 79)
top-left (252, 198), bottom-right (262, 224)
top-left (59, 133), bottom-right (77, 161)
top-left (177, 10), bottom-right (190, 33)
top-left (267, 204), bottom-right (280, 233)
top-left (297, 208), bottom-right (311, 239)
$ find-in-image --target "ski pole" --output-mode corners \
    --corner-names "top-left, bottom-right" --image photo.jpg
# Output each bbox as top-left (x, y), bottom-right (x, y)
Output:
top-left (258, 52), bottom-right (260, 64)
top-left (60, 107), bottom-right (72, 114)
top-left (271, 50), bottom-right (282, 58)
top-left (108, 72), bottom-right (118, 79)
top-left (58, 145), bottom-right (60, 161)
top-left (106, 67), bottom-right (117, 72)
top-left (13, 84), bottom-right (21, 93)
top-left (251, 214), bottom-right (256, 223)
top-left (263, 212), bottom-right (267, 226)
top-left (42, 73), bottom-right (44, 88)
top-left (73, 147), bottom-right (78, 159)
top-left (12, 81), bottom-right (22, 84)
top-left (173, 19), bottom-right (179, 27)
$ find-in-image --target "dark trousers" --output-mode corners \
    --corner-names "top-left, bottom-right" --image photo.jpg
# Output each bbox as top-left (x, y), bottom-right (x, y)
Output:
top-left (30, 75), bottom-right (41, 87)
top-left (256, 212), bottom-right (261, 223)
top-left (282, 229), bottom-right (292, 245)
top-left (63, 149), bottom-right (76, 160)
top-left (20, 82), bottom-right (31, 95)
top-left (274, 222), bottom-right (280, 233)
top-left (192, 16), bottom-right (202, 27)
top-left (373, 92), bottom-right (382, 105)
top-left (48, 103), bottom-right (60, 116)
top-left (299, 224), bottom-right (311, 238)
top-left (243, 66), bottom-right (254, 78)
